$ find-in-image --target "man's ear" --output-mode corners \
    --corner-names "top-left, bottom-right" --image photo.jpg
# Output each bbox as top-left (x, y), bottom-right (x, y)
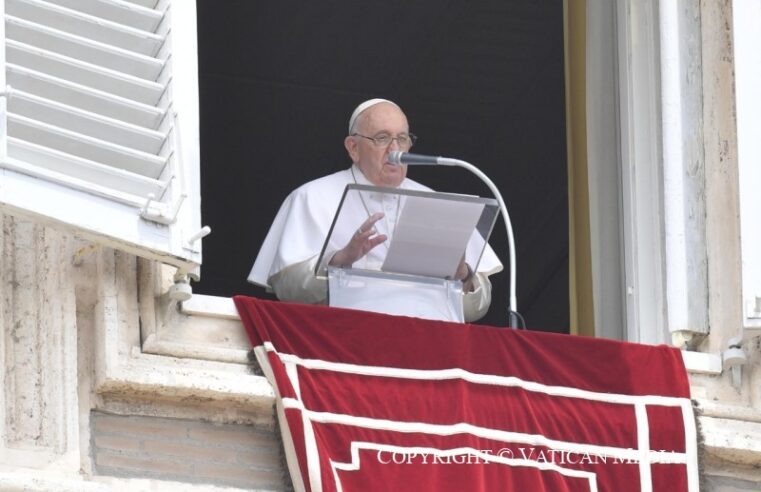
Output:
top-left (344, 135), bottom-right (359, 162)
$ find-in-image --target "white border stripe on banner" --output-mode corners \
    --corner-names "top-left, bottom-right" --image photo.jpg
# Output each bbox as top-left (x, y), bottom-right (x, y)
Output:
top-left (285, 361), bottom-right (323, 492)
top-left (252, 347), bottom-right (307, 492)
top-left (330, 442), bottom-right (598, 492)
top-left (635, 403), bottom-right (652, 492)
top-left (681, 400), bottom-right (700, 492)
top-left (281, 397), bottom-right (689, 465)
top-left (265, 342), bottom-right (690, 408)
top-left (256, 342), bottom-right (699, 491)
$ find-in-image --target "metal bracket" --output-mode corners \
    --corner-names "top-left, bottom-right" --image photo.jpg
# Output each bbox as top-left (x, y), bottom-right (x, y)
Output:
top-left (182, 226), bottom-right (211, 254)
top-left (140, 192), bottom-right (187, 225)
top-left (0, 85), bottom-right (14, 99)
top-left (723, 336), bottom-right (747, 389)
top-left (157, 273), bottom-right (193, 325)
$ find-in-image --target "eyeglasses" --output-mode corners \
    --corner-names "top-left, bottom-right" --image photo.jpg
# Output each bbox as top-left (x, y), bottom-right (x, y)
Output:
top-left (352, 132), bottom-right (418, 150)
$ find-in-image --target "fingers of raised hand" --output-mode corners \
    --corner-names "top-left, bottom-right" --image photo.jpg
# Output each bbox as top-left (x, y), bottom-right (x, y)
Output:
top-left (354, 212), bottom-right (384, 239)
top-left (359, 212), bottom-right (384, 233)
top-left (353, 226), bottom-right (377, 243)
top-left (364, 234), bottom-right (387, 251)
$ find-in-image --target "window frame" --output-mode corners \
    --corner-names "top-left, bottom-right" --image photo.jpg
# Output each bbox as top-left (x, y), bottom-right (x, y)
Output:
top-left (733, 0), bottom-right (761, 335)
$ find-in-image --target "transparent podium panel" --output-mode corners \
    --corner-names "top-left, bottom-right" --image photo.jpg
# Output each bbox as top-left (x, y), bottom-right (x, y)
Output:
top-left (319, 184), bottom-right (499, 322)
top-left (315, 184), bottom-right (500, 279)
top-left (328, 267), bottom-right (464, 322)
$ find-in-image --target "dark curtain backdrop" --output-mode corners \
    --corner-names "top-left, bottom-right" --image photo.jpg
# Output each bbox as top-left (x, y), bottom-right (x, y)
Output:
top-left (194, 0), bottom-right (569, 332)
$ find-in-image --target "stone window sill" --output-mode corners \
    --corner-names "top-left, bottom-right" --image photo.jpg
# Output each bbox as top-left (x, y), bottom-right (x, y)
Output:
top-left (181, 294), bottom-right (724, 376)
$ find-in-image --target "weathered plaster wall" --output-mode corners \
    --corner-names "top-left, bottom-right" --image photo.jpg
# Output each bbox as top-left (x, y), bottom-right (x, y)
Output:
top-left (0, 213), bottom-right (284, 491)
top-left (0, 214), bottom-right (79, 472)
top-left (91, 412), bottom-right (283, 489)
top-left (692, 1), bottom-right (761, 488)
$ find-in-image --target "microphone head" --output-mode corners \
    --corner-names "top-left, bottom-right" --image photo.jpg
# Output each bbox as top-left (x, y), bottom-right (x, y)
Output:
top-left (387, 150), bottom-right (405, 165)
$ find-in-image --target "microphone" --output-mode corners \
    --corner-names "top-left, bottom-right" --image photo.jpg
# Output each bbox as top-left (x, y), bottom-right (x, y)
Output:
top-left (388, 150), bottom-right (447, 166)
top-left (388, 149), bottom-right (523, 328)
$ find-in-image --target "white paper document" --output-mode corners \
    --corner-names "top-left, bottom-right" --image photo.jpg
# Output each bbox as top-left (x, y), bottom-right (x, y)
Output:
top-left (382, 196), bottom-right (485, 278)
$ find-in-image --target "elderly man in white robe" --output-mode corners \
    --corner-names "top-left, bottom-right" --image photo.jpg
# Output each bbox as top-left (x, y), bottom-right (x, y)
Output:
top-left (248, 99), bottom-right (502, 322)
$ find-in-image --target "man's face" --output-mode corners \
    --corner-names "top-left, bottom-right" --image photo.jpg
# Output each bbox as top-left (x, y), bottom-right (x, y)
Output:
top-left (344, 103), bottom-right (409, 187)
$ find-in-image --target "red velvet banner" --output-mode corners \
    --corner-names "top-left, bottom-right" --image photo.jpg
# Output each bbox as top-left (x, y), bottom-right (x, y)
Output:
top-left (234, 296), bottom-right (698, 492)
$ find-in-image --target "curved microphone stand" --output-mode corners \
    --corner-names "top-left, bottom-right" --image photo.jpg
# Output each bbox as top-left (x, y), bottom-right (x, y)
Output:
top-left (389, 151), bottom-right (523, 328)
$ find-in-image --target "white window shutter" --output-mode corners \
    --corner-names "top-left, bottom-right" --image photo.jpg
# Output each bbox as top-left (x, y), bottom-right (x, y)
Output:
top-left (0, 0), bottom-right (204, 271)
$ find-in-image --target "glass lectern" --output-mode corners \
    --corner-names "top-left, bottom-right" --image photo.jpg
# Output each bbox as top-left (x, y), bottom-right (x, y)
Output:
top-left (315, 184), bottom-right (499, 322)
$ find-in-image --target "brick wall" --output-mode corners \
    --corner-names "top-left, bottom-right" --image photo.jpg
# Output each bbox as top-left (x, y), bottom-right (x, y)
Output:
top-left (91, 412), bottom-right (288, 490)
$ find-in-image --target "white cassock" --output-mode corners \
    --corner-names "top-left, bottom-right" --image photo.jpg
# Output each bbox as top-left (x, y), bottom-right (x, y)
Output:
top-left (248, 165), bottom-right (503, 321)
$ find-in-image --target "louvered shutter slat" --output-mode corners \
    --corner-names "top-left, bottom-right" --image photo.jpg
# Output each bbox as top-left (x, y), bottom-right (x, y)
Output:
top-left (121, 0), bottom-right (160, 11)
top-left (6, 0), bottom-right (165, 56)
top-left (8, 113), bottom-right (167, 178)
top-left (9, 91), bottom-right (166, 154)
top-left (7, 138), bottom-right (166, 198)
top-left (41, 0), bottom-right (164, 32)
top-left (7, 40), bottom-right (165, 105)
top-left (6, 15), bottom-right (165, 80)
top-left (7, 64), bottom-right (166, 129)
